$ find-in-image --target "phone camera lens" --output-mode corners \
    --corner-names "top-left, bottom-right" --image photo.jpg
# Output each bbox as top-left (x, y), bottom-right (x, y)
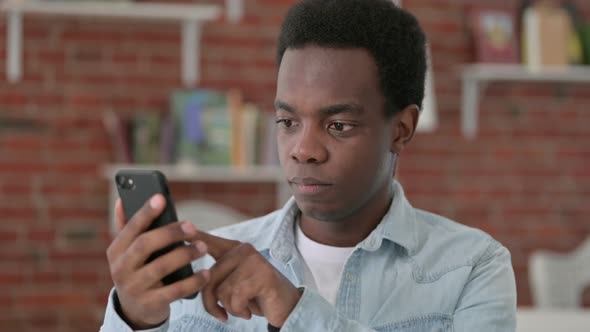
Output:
top-left (117, 176), bottom-right (126, 186)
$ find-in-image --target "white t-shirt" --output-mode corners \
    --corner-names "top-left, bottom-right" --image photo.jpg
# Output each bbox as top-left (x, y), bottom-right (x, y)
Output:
top-left (295, 221), bottom-right (355, 305)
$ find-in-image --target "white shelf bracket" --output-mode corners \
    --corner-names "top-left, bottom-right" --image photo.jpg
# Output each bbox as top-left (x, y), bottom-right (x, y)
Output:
top-left (225, 0), bottom-right (244, 24)
top-left (181, 19), bottom-right (201, 87)
top-left (6, 9), bottom-right (23, 83)
top-left (461, 76), bottom-right (479, 140)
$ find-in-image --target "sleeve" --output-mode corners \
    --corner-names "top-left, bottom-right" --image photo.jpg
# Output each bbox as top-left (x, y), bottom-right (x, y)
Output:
top-left (99, 288), bottom-right (170, 332)
top-left (278, 287), bottom-right (379, 332)
top-left (452, 240), bottom-right (517, 332)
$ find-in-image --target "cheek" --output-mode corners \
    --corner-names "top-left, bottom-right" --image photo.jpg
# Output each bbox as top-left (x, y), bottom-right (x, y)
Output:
top-left (276, 132), bottom-right (291, 162)
top-left (333, 133), bottom-right (387, 167)
top-left (331, 135), bottom-right (391, 184)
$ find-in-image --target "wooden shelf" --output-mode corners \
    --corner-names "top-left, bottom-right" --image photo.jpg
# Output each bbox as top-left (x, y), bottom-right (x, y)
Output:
top-left (461, 64), bottom-right (590, 139)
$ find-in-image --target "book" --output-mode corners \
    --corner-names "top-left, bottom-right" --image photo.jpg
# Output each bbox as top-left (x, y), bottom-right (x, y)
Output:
top-left (158, 111), bottom-right (176, 164)
top-left (132, 113), bottom-right (161, 164)
top-left (259, 111), bottom-right (279, 166)
top-left (469, 7), bottom-right (519, 63)
top-left (240, 103), bottom-right (261, 166)
top-left (522, 2), bottom-right (575, 70)
top-left (227, 89), bottom-right (245, 166)
top-left (102, 110), bottom-right (132, 163)
top-left (170, 90), bottom-right (231, 165)
top-left (580, 24), bottom-right (590, 65)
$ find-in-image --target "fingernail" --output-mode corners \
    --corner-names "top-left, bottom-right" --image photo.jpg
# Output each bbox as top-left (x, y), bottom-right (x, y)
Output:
top-left (195, 241), bottom-right (207, 254)
top-left (219, 312), bottom-right (228, 322)
top-left (150, 195), bottom-right (165, 209)
top-left (180, 222), bottom-right (194, 235)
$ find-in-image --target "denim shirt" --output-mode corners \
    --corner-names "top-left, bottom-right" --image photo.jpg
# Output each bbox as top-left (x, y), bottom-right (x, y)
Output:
top-left (100, 180), bottom-right (517, 332)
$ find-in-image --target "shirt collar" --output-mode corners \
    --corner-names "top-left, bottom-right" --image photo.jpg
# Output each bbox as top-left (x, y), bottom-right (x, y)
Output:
top-left (262, 179), bottom-right (423, 263)
top-left (358, 180), bottom-right (423, 256)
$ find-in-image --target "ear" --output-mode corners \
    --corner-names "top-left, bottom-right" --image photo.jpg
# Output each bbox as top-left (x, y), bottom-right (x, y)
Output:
top-left (390, 104), bottom-right (419, 153)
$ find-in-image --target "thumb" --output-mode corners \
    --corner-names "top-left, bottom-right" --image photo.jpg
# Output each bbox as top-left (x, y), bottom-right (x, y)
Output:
top-left (114, 198), bottom-right (126, 233)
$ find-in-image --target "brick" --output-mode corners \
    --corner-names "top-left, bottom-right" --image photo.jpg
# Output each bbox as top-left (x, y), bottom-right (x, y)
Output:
top-left (28, 311), bottom-right (60, 330)
top-left (40, 182), bottom-right (85, 195)
top-left (0, 272), bottom-right (25, 287)
top-left (28, 229), bottom-right (56, 244)
top-left (0, 207), bottom-right (37, 220)
top-left (0, 294), bottom-right (13, 309)
top-left (37, 50), bottom-right (66, 64)
top-left (131, 30), bottom-right (180, 44)
top-left (0, 231), bottom-right (19, 242)
top-left (63, 308), bottom-right (102, 331)
top-left (48, 251), bottom-right (107, 264)
top-left (70, 271), bottom-right (100, 284)
top-left (0, 92), bottom-right (27, 106)
top-left (0, 316), bottom-right (26, 330)
top-left (62, 30), bottom-right (123, 43)
top-left (30, 271), bottom-right (62, 285)
top-left (0, 250), bottom-right (44, 265)
top-left (15, 291), bottom-right (92, 308)
top-left (111, 52), bottom-right (139, 64)
top-left (52, 162), bottom-right (100, 175)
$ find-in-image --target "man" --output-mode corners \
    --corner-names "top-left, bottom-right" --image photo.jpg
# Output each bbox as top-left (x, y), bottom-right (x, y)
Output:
top-left (101, 0), bottom-right (517, 331)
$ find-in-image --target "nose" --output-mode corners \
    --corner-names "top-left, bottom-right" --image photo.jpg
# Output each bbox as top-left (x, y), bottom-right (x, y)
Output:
top-left (290, 128), bottom-right (328, 164)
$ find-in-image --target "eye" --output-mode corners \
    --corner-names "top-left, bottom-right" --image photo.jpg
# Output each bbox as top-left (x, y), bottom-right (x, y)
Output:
top-left (276, 119), bottom-right (293, 128)
top-left (328, 122), bottom-right (354, 132)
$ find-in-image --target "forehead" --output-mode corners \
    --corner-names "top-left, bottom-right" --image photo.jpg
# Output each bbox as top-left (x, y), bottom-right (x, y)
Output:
top-left (276, 46), bottom-right (382, 111)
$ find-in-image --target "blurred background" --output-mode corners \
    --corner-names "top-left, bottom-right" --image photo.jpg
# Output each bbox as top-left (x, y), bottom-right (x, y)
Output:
top-left (0, 0), bottom-right (589, 331)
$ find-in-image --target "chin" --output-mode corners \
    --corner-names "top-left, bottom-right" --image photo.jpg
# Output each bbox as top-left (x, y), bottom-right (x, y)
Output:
top-left (297, 200), bottom-right (354, 223)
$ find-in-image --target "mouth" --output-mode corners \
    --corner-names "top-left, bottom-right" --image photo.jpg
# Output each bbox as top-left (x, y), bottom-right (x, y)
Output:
top-left (289, 177), bottom-right (333, 196)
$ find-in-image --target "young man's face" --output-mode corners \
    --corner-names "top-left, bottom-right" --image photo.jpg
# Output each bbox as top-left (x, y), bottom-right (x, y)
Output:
top-left (275, 45), bottom-right (397, 222)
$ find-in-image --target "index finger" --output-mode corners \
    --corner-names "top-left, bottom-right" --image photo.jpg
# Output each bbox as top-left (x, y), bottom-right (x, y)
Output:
top-left (191, 231), bottom-right (240, 260)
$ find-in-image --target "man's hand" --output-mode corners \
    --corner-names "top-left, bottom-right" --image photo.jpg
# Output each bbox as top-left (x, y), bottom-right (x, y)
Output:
top-left (106, 195), bottom-right (210, 329)
top-left (194, 232), bottom-right (302, 327)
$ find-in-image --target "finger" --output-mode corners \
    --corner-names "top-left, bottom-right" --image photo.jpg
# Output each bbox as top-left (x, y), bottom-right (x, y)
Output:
top-left (124, 221), bottom-right (197, 271)
top-left (248, 300), bottom-right (263, 316)
top-left (230, 295), bottom-right (252, 320)
top-left (145, 269), bottom-right (210, 306)
top-left (201, 243), bottom-right (255, 321)
top-left (191, 231), bottom-right (240, 260)
top-left (131, 241), bottom-right (208, 291)
top-left (107, 194), bottom-right (167, 263)
top-left (218, 273), bottom-right (257, 320)
top-left (202, 264), bottom-right (235, 321)
top-left (115, 199), bottom-right (126, 233)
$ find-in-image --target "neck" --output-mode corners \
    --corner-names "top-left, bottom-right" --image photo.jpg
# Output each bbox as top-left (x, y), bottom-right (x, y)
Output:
top-left (299, 180), bottom-right (393, 247)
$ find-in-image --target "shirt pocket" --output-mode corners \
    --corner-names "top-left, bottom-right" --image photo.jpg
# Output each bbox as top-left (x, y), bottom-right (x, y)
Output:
top-left (372, 313), bottom-right (453, 332)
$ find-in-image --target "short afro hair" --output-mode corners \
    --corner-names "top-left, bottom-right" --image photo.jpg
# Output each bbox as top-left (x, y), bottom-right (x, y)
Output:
top-left (277, 0), bottom-right (427, 117)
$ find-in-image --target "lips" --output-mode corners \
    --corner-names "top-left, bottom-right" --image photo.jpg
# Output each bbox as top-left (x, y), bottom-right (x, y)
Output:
top-left (289, 176), bottom-right (332, 195)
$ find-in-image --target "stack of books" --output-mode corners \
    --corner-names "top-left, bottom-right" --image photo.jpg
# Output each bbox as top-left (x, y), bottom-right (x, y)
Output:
top-left (102, 89), bottom-right (279, 167)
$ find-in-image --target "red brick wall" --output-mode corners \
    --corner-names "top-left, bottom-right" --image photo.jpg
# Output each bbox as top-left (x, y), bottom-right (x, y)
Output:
top-left (0, 0), bottom-right (589, 330)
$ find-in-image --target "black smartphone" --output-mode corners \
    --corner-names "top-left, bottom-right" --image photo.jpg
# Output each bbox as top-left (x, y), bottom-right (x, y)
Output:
top-left (115, 169), bottom-right (196, 299)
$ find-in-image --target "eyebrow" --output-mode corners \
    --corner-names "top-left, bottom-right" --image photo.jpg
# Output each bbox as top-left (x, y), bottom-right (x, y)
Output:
top-left (274, 100), bottom-right (365, 117)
